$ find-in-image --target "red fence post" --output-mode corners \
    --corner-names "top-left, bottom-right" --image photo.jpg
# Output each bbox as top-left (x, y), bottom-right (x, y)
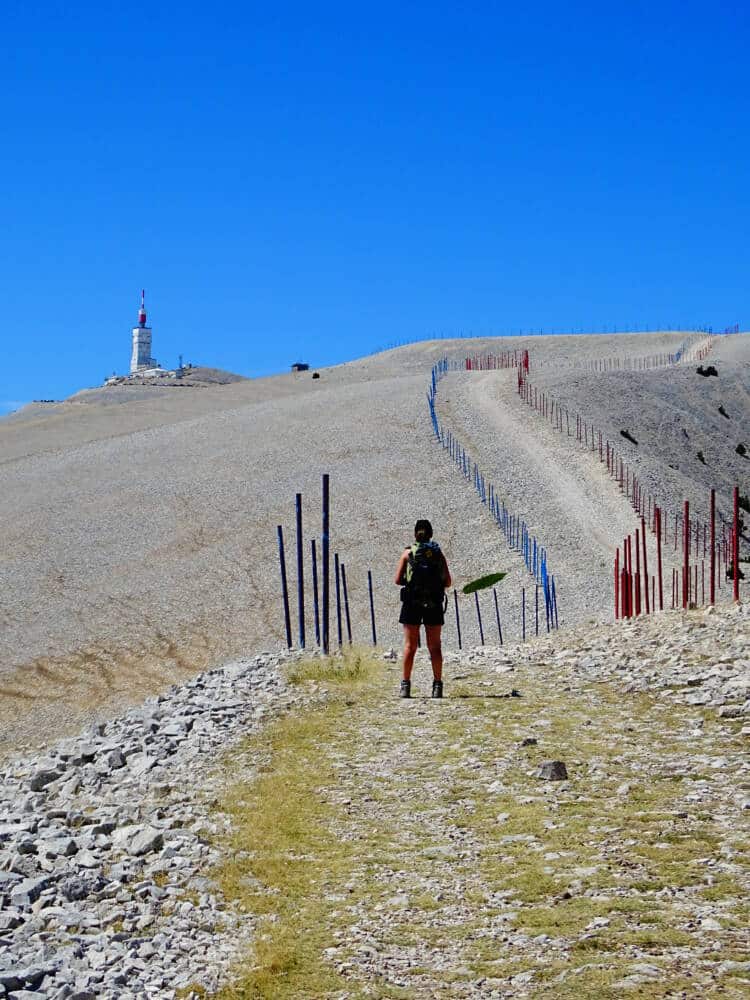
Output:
top-left (733, 486), bottom-right (740, 602)
top-left (683, 500), bottom-right (690, 609)
top-left (615, 548), bottom-right (620, 619)
top-left (656, 506), bottom-right (664, 611)
top-left (641, 516), bottom-right (650, 614)
top-left (635, 528), bottom-right (642, 615)
top-left (710, 488), bottom-right (715, 604)
top-left (623, 539), bottom-right (629, 617)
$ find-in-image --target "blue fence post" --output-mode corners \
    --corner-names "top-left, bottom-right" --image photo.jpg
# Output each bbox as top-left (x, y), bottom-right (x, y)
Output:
top-left (522, 587), bottom-right (526, 641)
top-left (277, 525), bottom-right (292, 649)
top-left (429, 354), bottom-right (560, 629)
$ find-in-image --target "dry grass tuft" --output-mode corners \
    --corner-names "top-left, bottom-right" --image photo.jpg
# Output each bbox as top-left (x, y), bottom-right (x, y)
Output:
top-left (285, 646), bottom-right (382, 687)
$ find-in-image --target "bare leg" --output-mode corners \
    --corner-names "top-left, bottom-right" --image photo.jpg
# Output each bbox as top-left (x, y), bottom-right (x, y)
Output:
top-left (401, 624), bottom-right (420, 680)
top-left (425, 625), bottom-right (443, 682)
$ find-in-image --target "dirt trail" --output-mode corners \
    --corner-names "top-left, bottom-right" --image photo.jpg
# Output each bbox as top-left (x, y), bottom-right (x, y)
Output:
top-left (437, 367), bottom-right (637, 624)
top-left (216, 618), bottom-right (750, 999)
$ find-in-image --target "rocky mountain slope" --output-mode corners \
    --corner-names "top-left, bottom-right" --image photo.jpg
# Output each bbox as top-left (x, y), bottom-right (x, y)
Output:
top-left (0, 332), bottom-right (747, 757)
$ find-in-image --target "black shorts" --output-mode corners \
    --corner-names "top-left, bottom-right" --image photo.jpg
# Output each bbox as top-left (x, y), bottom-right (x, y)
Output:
top-left (399, 602), bottom-right (445, 627)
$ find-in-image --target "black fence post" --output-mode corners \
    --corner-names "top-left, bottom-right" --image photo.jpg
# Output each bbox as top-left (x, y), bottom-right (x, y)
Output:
top-left (334, 552), bottom-right (343, 648)
top-left (454, 589), bottom-right (462, 650)
top-left (295, 493), bottom-right (305, 649)
top-left (277, 525), bottom-right (292, 648)
top-left (341, 562), bottom-right (352, 644)
top-left (551, 576), bottom-right (559, 629)
top-left (493, 588), bottom-right (503, 645)
top-left (311, 539), bottom-right (320, 646)
top-left (475, 592), bottom-right (484, 645)
top-left (322, 474), bottom-right (330, 654)
top-left (368, 570), bottom-right (377, 646)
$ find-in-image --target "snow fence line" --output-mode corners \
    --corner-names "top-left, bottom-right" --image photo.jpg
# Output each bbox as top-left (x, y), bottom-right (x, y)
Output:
top-left (275, 467), bottom-right (558, 659)
top-left (426, 333), bottom-right (744, 635)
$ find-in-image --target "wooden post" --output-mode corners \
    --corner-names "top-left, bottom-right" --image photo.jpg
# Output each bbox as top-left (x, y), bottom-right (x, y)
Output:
top-left (641, 516), bottom-right (650, 614)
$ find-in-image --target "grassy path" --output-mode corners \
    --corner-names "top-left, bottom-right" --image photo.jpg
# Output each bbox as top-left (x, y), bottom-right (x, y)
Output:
top-left (207, 648), bottom-right (749, 999)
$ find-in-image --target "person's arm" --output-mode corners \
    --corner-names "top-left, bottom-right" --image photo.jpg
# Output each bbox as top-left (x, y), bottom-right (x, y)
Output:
top-left (441, 554), bottom-right (452, 589)
top-left (394, 550), bottom-right (409, 586)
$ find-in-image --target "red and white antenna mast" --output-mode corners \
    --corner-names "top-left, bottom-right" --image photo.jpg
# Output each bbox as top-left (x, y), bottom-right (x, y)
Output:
top-left (138, 289), bottom-right (147, 328)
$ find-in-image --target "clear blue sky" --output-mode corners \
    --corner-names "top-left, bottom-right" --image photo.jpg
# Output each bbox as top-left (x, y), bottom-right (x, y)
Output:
top-left (1, 1), bottom-right (747, 410)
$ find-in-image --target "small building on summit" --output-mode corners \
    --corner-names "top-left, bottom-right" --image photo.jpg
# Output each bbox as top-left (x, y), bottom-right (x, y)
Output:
top-left (291, 361), bottom-right (309, 372)
top-left (130, 290), bottom-right (159, 373)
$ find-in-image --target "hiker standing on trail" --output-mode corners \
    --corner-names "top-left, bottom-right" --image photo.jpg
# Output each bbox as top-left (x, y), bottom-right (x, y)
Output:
top-left (394, 519), bottom-right (452, 699)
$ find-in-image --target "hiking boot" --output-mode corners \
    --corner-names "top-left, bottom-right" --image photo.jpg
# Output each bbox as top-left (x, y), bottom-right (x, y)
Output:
top-left (399, 679), bottom-right (411, 699)
top-left (432, 680), bottom-right (443, 699)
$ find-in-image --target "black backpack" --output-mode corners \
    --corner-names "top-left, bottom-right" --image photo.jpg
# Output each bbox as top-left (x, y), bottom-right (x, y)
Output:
top-left (405, 542), bottom-right (445, 608)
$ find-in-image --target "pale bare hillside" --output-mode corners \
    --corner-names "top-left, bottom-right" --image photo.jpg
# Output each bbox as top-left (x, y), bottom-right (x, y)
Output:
top-left (1, 331), bottom-right (745, 755)
top-left (529, 332), bottom-right (750, 533)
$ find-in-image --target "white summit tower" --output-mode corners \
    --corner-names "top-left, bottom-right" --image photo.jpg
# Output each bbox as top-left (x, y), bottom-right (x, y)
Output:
top-left (130, 289), bottom-right (157, 373)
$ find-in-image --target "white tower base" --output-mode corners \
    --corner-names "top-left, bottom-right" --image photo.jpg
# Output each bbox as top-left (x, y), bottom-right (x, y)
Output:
top-left (131, 325), bottom-right (155, 373)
